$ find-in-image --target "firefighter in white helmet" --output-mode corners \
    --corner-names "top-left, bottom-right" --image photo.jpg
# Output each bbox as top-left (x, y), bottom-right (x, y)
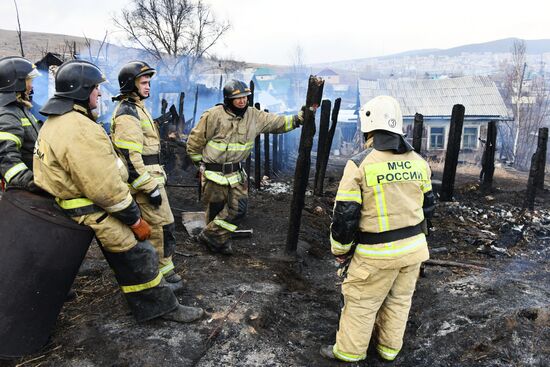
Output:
top-left (320, 95), bottom-right (435, 362)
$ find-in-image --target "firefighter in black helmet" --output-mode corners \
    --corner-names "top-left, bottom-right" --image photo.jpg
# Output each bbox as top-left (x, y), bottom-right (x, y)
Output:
top-left (110, 61), bottom-right (184, 293)
top-left (187, 79), bottom-right (306, 255)
top-left (0, 56), bottom-right (42, 191)
top-left (34, 59), bottom-right (203, 324)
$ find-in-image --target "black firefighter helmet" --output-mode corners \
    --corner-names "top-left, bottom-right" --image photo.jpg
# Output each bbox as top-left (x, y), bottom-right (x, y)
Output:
top-left (223, 80), bottom-right (251, 100)
top-left (54, 59), bottom-right (106, 101)
top-left (118, 61), bottom-right (156, 94)
top-left (0, 56), bottom-right (38, 92)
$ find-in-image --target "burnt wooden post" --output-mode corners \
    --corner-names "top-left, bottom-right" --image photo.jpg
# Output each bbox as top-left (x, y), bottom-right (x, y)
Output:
top-left (273, 134), bottom-right (279, 173)
top-left (279, 133), bottom-right (285, 170)
top-left (317, 97), bottom-right (342, 194)
top-left (192, 85), bottom-right (199, 127)
top-left (314, 99), bottom-right (331, 196)
top-left (264, 109), bottom-right (270, 178)
top-left (286, 76), bottom-right (324, 253)
top-left (412, 113), bottom-right (424, 153)
top-left (440, 104), bottom-right (465, 202)
top-left (178, 92), bottom-right (185, 134)
top-left (524, 127), bottom-right (548, 210)
top-left (480, 120), bottom-right (497, 194)
top-left (246, 81), bottom-right (255, 188)
top-left (161, 98), bottom-right (168, 115)
top-left (535, 128), bottom-right (548, 190)
top-left (254, 103), bottom-right (262, 190)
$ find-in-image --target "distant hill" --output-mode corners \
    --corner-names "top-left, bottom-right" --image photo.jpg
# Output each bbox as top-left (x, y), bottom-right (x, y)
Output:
top-left (312, 38), bottom-right (550, 69)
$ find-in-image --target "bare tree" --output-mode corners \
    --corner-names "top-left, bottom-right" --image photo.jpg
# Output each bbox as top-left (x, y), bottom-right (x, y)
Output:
top-left (289, 44), bottom-right (306, 109)
top-left (13, 0), bottom-right (24, 57)
top-left (502, 40), bottom-right (550, 169)
top-left (83, 31), bottom-right (109, 65)
top-left (114, 0), bottom-right (230, 85)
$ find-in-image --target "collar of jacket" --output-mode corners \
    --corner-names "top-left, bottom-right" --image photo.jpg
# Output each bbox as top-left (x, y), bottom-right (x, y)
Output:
top-left (372, 131), bottom-right (414, 154)
top-left (223, 103), bottom-right (247, 118)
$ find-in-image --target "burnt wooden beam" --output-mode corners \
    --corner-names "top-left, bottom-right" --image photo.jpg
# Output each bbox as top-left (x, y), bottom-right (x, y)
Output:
top-left (286, 75), bottom-right (324, 253)
top-left (273, 133), bottom-right (279, 173)
top-left (524, 127), bottom-right (548, 210)
top-left (246, 80), bottom-right (255, 189)
top-left (318, 97), bottom-right (342, 193)
top-left (314, 99), bottom-right (331, 196)
top-left (412, 113), bottom-right (424, 154)
top-left (440, 104), bottom-right (465, 202)
top-left (264, 109), bottom-right (270, 178)
top-left (254, 102), bottom-right (262, 190)
top-left (178, 92), bottom-right (185, 133)
top-left (192, 85), bottom-right (199, 127)
top-left (480, 120), bottom-right (497, 194)
top-left (535, 127), bottom-right (548, 190)
top-left (161, 98), bottom-right (168, 115)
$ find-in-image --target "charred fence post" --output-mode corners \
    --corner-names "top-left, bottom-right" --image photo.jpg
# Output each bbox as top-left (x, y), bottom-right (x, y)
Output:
top-left (246, 81), bottom-right (255, 188)
top-left (264, 109), bottom-right (270, 178)
top-left (273, 134), bottom-right (279, 173)
top-left (254, 103), bottom-right (262, 190)
top-left (318, 97), bottom-right (342, 194)
top-left (524, 127), bottom-right (548, 210)
top-left (192, 85), bottom-right (199, 127)
top-left (440, 104), bottom-right (465, 202)
top-left (286, 76), bottom-right (324, 253)
top-left (412, 113), bottom-right (424, 153)
top-left (178, 92), bottom-right (185, 134)
top-left (480, 120), bottom-right (497, 194)
top-left (535, 128), bottom-right (548, 190)
top-left (314, 99), bottom-right (331, 196)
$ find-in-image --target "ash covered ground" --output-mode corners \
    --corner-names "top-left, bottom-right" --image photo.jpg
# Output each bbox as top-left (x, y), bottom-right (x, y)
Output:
top-left (2, 164), bottom-right (549, 367)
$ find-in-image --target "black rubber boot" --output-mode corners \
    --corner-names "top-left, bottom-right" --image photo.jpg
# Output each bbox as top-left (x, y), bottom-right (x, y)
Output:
top-left (320, 345), bottom-right (337, 360)
top-left (164, 270), bottom-right (182, 283)
top-left (161, 304), bottom-right (204, 323)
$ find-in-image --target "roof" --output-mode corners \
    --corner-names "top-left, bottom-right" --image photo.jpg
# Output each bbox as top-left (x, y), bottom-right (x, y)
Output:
top-left (318, 68), bottom-right (338, 76)
top-left (358, 76), bottom-right (510, 120)
top-left (254, 67), bottom-right (275, 76)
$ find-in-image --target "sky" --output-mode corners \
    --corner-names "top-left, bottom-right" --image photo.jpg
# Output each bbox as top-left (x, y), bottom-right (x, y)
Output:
top-left (2, 0), bottom-right (550, 65)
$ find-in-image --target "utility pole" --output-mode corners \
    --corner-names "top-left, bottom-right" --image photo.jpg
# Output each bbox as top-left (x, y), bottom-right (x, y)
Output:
top-left (14, 0), bottom-right (25, 57)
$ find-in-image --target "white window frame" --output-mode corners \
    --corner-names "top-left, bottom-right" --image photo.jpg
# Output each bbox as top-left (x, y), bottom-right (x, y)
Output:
top-left (429, 126), bottom-right (446, 150)
top-left (461, 126), bottom-right (479, 150)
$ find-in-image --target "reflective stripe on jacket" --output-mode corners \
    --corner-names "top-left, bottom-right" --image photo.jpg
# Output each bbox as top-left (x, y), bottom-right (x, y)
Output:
top-left (0, 102), bottom-right (40, 183)
top-left (331, 146), bottom-right (431, 265)
top-left (187, 105), bottom-right (296, 186)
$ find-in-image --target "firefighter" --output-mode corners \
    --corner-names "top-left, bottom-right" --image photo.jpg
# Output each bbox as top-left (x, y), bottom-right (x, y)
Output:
top-left (110, 61), bottom-right (183, 292)
top-left (33, 59), bottom-right (203, 323)
top-left (0, 56), bottom-right (41, 191)
top-left (320, 95), bottom-right (435, 362)
top-left (187, 79), bottom-right (304, 255)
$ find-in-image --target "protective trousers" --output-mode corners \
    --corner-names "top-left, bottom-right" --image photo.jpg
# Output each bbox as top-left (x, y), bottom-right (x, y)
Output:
top-left (201, 179), bottom-right (247, 246)
top-left (136, 186), bottom-right (176, 277)
top-left (77, 212), bottom-right (178, 322)
top-left (334, 262), bottom-right (422, 362)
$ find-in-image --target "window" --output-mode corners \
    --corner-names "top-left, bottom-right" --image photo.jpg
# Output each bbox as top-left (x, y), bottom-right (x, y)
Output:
top-left (430, 127), bottom-right (445, 149)
top-left (462, 127), bottom-right (478, 149)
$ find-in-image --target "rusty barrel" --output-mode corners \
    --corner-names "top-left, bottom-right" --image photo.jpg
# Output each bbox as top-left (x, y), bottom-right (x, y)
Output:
top-left (0, 190), bottom-right (94, 358)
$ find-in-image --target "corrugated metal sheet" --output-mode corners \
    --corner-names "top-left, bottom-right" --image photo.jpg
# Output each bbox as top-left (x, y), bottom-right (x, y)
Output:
top-left (358, 76), bottom-right (510, 119)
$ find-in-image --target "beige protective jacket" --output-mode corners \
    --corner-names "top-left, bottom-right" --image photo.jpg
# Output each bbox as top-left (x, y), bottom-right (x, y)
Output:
top-left (111, 94), bottom-right (165, 194)
top-left (187, 105), bottom-right (297, 186)
top-left (331, 146), bottom-right (432, 268)
top-left (33, 104), bottom-right (137, 251)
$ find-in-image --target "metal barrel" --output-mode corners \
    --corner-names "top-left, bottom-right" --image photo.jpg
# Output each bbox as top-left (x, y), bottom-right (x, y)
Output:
top-left (0, 190), bottom-right (94, 359)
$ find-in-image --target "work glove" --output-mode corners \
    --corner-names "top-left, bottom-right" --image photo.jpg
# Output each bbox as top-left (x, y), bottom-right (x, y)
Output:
top-left (147, 186), bottom-right (162, 208)
top-left (7, 169), bottom-right (42, 193)
top-left (130, 217), bottom-right (152, 241)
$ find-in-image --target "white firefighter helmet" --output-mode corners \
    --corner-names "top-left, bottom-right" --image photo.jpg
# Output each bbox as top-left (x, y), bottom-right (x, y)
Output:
top-left (359, 95), bottom-right (404, 135)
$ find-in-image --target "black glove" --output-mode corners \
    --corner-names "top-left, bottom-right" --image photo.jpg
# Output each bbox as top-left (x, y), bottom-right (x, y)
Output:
top-left (293, 111), bottom-right (304, 127)
top-left (7, 169), bottom-right (41, 192)
top-left (147, 186), bottom-right (162, 208)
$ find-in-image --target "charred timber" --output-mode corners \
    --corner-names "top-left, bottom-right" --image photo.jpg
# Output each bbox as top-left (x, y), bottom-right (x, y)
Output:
top-left (254, 102), bottom-right (262, 190)
top-left (524, 127), bottom-right (548, 210)
top-left (314, 99), bottom-right (331, 196)
top-left (440, 104), bottom-right (465, 202)
top-left (246, 81), bottom-right (255, 188)
top-left (480, 120), bottom-right (497, 194)
top-left (286, 76), bottom-right (325, 253)
top-left (412, 113), bottom-right (424, 154)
